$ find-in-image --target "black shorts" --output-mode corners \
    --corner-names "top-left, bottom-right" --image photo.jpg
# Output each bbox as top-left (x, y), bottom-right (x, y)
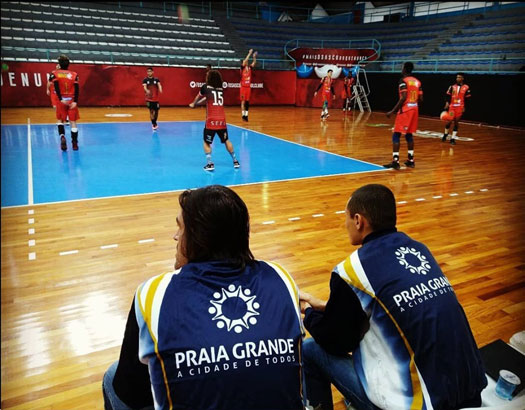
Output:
top-left (204, 128), bottom-right (228, 144)
top-left (146, 101), bottom-right (160, 110)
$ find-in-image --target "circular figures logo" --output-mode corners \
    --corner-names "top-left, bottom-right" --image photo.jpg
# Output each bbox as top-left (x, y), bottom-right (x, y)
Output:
top-left (209, 284), bottom-right (260, 334)
top-left (395, 247), bottom-right (432, 275)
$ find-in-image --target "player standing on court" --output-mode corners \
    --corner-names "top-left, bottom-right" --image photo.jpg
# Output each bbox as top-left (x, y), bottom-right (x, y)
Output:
top-left (384, 61), bottom-right (423, 169)
top-left (240, 49), bottom-right (257, 122)
top-left (142, 67), bottom-right (163, 131)
top-left (314, 69), bottom-right (336, 120)
top-left (49, 55), bottom-right (80, 151)
top-left (189, 70), bottom-right (240, 171)
top-left (342, 75), bottom-right (355, 112)
top-left (442, 73), bottom-right (471, 145)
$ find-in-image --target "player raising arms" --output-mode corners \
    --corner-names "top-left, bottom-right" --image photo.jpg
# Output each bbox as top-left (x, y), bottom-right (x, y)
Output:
top-left (49, 55), bottom-right (80, 151)
top-left (314, 69), bottom-right (336, 120)
top-left (442, 73), bottom-right (471, 145)
top-left (142, 67), bottom-right (163, 131)
top-left (240, 49), bottom-right (257, 122)
top-left (189, 70), bottom-right (240, 171)
top-left (384, 61), bottom-right (423, 169)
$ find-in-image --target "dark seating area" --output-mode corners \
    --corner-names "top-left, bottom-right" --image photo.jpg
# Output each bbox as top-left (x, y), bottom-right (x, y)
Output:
top-left (1, 1), bottom-right (524, 73)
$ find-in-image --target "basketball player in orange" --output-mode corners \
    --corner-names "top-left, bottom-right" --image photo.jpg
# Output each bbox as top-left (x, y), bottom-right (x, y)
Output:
top-left (49, 55), bottom-right (80, 151)
top-left (342, 75), bottom-right (355, 112)
top-left (240, 49), bottom-right (257, 121)
top-left (384, 62), bottom-right (423, 169)
top-left (442, 73), bottom-right (471, 145)
top-left (314, 69), bottom-right (336, 120)
top-left (47, 64), bottom-right (70, 125)
top-left (142, 67), bottom-right (163, 131)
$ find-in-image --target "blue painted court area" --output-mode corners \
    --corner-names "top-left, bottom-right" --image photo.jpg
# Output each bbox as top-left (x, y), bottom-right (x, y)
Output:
top-left (1, 121), bottom-right (383, 207)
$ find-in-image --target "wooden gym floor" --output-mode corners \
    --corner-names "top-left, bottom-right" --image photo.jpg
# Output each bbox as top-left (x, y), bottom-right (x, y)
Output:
top-left (1, 106), bottom-right (524, 409)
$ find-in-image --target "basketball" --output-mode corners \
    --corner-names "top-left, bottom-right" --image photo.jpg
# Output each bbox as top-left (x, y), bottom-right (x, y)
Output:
top-left (440, 110), bottom-right (454, 122)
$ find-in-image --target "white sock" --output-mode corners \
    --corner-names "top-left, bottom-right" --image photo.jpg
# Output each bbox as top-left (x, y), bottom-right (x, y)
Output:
top-left (393, 152), bottom-right (399, 161)
top-left (452, 131), bottom-right (457, 139)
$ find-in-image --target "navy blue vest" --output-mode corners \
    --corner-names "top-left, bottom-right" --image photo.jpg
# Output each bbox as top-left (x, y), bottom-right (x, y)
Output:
top-left (136, 260), bottom-right (304, 409)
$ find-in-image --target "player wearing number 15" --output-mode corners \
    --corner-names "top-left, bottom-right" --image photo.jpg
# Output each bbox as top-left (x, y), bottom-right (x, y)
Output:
top-left (384, 62), bottom-right (423, 170)
top-left (189, 70), bottom-right (240, 171)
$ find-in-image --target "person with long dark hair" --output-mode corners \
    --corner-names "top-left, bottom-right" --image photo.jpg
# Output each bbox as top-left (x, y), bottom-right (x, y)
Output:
top-left (103, 185), bottom-right (305, 410)
top-left (190, 70), bottom-right (240, 171)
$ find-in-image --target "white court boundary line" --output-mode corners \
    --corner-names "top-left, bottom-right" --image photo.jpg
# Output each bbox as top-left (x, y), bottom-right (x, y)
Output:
top-left (1, 168), bottom-right (387, 209)
top-left (27, 118), bottom-right (34, 205)
top-left (229, 123), bottom-right (385, 168)
top-left (46, 188), bottom-right (491, 256)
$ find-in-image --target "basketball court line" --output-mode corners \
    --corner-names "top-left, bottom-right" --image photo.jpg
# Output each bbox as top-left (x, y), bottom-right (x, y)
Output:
top-left (27, 118), bottom-right (34, 205)
top-left (229, 123), bottom-right (384, 168)
top-left (0, 169), bottom-right (385, 209)
top-left (52, 188), bottom-right (490, 258)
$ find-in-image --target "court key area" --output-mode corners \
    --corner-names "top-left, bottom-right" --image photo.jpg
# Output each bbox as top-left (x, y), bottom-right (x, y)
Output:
top-left (1, 120), bottom-right (384, 207)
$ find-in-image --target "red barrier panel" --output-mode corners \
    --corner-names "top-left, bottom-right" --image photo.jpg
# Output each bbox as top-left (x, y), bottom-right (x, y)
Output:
top-left (0, 63), bottom-right (296, 107)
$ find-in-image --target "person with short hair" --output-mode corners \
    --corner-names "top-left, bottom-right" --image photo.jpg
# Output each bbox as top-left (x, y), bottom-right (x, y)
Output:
top-left (384, 62), bottom-right (423, 169)
top-left (342, 75), bottom-right (355, 112)
top-left (103, 185), bottom-right (305, 410)
top-left (142, 67), bottom-right (163, 131)
top-left (49, 55), bottom-right (80, 151)
top-left (314, 69), bottom-right (336, 120)
top-left (300, 184), bottom-right (487, 410)
top-left (190, 70), bottom-right (240, 171)
top-left (442, 73), bottom-right (471, 145)
top-left (240, 49), bottom-right (257, 122)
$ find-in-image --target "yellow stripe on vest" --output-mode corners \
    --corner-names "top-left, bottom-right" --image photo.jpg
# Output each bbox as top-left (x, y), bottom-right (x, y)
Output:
top-left (139, 273), bottom-right (174, 410)
top-left (342, 257), bottom-right (424, 409)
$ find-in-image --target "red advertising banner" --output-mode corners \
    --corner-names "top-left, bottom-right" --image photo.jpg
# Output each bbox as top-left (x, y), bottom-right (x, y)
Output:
top-left (1, 63), bottom-right (296, 107)
top-left (288, 47), bottom-right (378, 67)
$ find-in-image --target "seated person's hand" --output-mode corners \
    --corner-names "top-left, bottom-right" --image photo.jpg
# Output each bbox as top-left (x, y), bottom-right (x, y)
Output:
top-left (299, 290), bottom-right (327, 312)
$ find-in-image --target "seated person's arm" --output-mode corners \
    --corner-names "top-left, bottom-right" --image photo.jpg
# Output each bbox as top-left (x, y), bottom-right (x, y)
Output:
top-left (303, 272), bottom-right (369, 356)
top-left (112, 298), bottom-right (154, 408)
